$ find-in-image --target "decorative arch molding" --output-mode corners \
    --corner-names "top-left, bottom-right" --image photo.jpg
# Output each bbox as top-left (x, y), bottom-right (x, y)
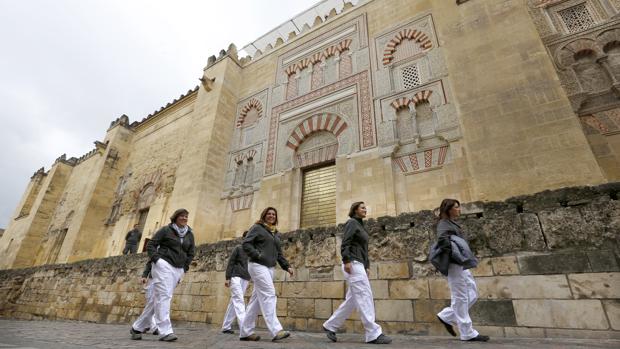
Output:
top-left (389, 90), bottom-right (433, 110)
top-left (336, 38), bottom-right (353, 53)
top-left (286, 113), bottom-right (348, 150)
top-left (382, 28), bottom-right (433, 65)
top-left (236, 98), bottom-right (263, 127)
top-left (598, 28), bottom-right (620, 52)
top-left (556, 38), bottom-right (603, 67)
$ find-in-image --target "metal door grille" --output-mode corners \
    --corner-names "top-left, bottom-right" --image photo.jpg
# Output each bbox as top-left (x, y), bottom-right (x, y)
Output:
top-left (300, 164), bottom-right (336, 228)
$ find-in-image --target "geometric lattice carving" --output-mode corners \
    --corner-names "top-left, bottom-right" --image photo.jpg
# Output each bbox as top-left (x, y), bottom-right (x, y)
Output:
top-left (402, 65), bottom-right (421, 89)
top-left (559, 4), bottom-right (596, 34)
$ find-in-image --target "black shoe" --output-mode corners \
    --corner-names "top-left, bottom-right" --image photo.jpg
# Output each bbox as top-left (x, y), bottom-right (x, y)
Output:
top-left (437, 315), bottom-right (456, 337)
top-left (130, 327), bottom-right (142, 340)
top-left (323, 326), bottom-right (337, 342)
top-left (222, 329), bottom-right (234, 334)
top-left (159, 333), bottom-right (178, 342)
top-left (152, 329), bottom-right (159, 336)
top-left (466, 334), bottom-right (490, 342)
top-left (369, 334), bottom-right (392, 344)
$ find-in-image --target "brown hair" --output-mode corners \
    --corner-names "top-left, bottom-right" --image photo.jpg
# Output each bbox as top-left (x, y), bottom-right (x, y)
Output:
top-left (170, 208), bottom-right (189, 223)
top-left (348, 201), bottom-right (365, 218)
top-left (438, 199), bottom-right (460, 220)
top-left (257, 207), bottom-right (278, 226)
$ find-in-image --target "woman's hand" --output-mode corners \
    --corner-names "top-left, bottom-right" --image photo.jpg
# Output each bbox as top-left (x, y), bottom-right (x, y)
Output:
top-left (140, 277), bottom-right (147, 285)
top-left (225, 280), bottom-right (230, 288)
top-left (344, 262), bottom-right (352, 274)
top-left (287, 268), bottom-right (294, 276)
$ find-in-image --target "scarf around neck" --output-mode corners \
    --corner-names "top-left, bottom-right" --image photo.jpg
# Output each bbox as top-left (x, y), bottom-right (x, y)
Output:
top-left (172, 223), bottom-right (189, 241)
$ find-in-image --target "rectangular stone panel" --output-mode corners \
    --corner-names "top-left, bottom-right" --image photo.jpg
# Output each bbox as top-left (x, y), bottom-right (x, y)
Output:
top-left (470, 300), bottom-right (517, 326)
top-left (476, 275), bottom-right (572, 299)
top-left (375, 300), bottom-right (414, 322)
top-left (389, 279), bottom-right (430, 299)
top-left (587, 251), bottom-right (620, 272)
top-left (518, 253), bottom-right (590, 275)
top-left (514, 300), bottom-right (609, 330)
top-left (413, 299), bottom-right (450, 322)
top-left (569, 273), bottom-right (620, 299)
top-left (491, 256), bottom-right (520, 275)
top-left (377, 262), bottom-right (410, 279)
top-left (603, 300), bottom-right (620, 331)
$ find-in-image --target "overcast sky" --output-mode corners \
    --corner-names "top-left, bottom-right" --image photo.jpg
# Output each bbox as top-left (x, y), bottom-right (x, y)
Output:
top-left (0, 0), bottom-right (323, 228)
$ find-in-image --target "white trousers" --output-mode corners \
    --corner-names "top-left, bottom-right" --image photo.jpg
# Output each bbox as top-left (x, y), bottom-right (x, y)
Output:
top-left (437, 263), bottom-right (479, 340)
top-left (323, 261), bottom-right (382, 343)
top-left (240, 262), bottom-right (283, 338)
top-left (144, 279), bottom-right (157, 330)
top-left (132, 259), bottom-right (183, 338)
top-left (221, 277), bottom-right (249, 331)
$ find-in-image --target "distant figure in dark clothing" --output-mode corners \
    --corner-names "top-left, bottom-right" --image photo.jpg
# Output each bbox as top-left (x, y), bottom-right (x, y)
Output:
top-left (221, 231), bottom-right (251, 334)
top-left (123, 224), bottom-right (142, 254)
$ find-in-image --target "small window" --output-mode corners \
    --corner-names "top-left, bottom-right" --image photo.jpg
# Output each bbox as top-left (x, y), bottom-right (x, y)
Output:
top-left (559, 3), bottom-right (596, 34)
top-left (402, 64), bottom-right (421, 89)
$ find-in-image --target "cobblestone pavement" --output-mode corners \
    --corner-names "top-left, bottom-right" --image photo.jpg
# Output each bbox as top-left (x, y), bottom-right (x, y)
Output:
top-left (0, 319), bottom-right (618, 349)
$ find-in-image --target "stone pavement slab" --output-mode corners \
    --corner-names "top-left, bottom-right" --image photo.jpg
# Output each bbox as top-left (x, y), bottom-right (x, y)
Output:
top-left (0, 319), bottom-right (618, 349)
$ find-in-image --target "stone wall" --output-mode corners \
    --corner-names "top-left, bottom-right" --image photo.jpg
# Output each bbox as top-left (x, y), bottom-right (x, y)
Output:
top-left (1, 184), bottom-right (618, 339)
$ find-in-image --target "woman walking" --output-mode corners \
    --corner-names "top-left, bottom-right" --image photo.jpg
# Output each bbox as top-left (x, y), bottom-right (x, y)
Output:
top-left (430, 199), bottom-right (489, 342)
top-left (221, 231), bottom-right (250, 334)
top-left (322, 201), bottom-right (391, 344)
top-left (239, 207), bottom-right (293, 342)
top-left (130, 208), bottom-right (195, 342)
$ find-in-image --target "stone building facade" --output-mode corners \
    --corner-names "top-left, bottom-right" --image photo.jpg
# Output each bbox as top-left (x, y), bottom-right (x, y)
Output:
top-left (1, 0), bottom-right (619, 269)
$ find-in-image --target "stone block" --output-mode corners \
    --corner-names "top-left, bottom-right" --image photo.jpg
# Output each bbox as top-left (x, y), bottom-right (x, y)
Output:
top-left (375, 300), bottom-right (414, 322)
top-left (569, 273), bottom-right (620, 299)
top-left (492, 256), bottom-right (519, 275)
top-left (308, 266), bottom-right (335, 281)
top-left (470, 300), bottom-right (517, 326)
top-left (504, 326), bottom-right (545, 338)
top-left (603, 300), bottom-right (620, 331)
top-left (389, 279), bottom-right (429, 299)
top-left (320, 281), bottom-right (345, 299)
top-left (314, 298), bottom-right (332, 319)
top-left (281, 282), bottom-right (321, 298)
top-left (377, 262), bottom-right (410, 279)
top-left (543, 328), bottom-right (620, 339)
top-left (587, 251), bottom-right (620, 272)
top-left (476, 275), bottom-right (571, 299)
top-left (518, 253), bottom-right (590, 275)
top-left (287, 298), bottom-right (314, 318)
top-left (471, 258), bottom-right (493, 277)
top-left (370, 280), bottom-right (389, 299)
top-left (277, 298), bottom-right (287, 316)
top-left (514, 300), bottom-right (609, 329)
top-left (413, 299), bottom-right (449, 322)
top-left (428, 278), bottom-right (451, 299)
top-left (474, 325), bottom-right (505, 337)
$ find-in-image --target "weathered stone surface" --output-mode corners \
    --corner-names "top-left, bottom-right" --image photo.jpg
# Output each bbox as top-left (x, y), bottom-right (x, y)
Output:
top-left (504, 326), bottom-right (546, 338)
top-left (476, 275), bottom-right (571, 299)
top-left (314, 299), bottom-right (332, 319)
top-left (514, 300), bottom-right (609, 329)
top-left (603, 300), bottom-right (620, 331)
top-left (413, 299), bottom-right (449, 322)
top-left (428, 278), bottom-right (450, 300)
top-left (287, 298), bottom-right (314, 318)
top-left (377, 262), bottom-right (410, 279)
top-left (569, 273), bottom-right (620, 299)
top-left (389, 280), bottom-right (429, 299)
top-left (587, 251), bottom-right (620, 272)
top-left (538, 198), bottom-right (620, 250)
top-left (492, 256), bottom-right (520, 275)
top-left (281, 282), bottom-right (321, 298)
top-left (471, 258), bottom-right (493, 277)
top-left (470, 300), bottom-right (517, 326)
top-left (518, 253), bottom-right (591, 275)
top-left (375, 300), bottom-right (414, 322)
top-left (320, 281), bottom-right (345, 299)
top-left (370, 280), bottom-right (389, 299)
top-left (305, 236), bottom-right (338, 267)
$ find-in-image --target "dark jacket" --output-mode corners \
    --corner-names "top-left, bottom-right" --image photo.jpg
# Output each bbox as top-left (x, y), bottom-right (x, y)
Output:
top-left (243, 223), bottom-right (290, 270)
top-left (225, 245), bottom-right (250, 281)
top-left (429, 219), bottom-right (478, 276)
top-left (125, 229), bottom-right (142, 244)
top-left (147, 224), bottom-right (196, 272)
top-left (141, 260), bottom-right (153, 279)
top-left (341, 217), bottom-right (370, 269)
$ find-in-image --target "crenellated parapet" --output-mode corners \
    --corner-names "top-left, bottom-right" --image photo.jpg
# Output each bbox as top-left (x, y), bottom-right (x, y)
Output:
top-left (30, 167), bottom-right (46, 179)
top-left (129, 86), bottom-right (199, 128)
top-left (107, 114), bottom-right (130, 131)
